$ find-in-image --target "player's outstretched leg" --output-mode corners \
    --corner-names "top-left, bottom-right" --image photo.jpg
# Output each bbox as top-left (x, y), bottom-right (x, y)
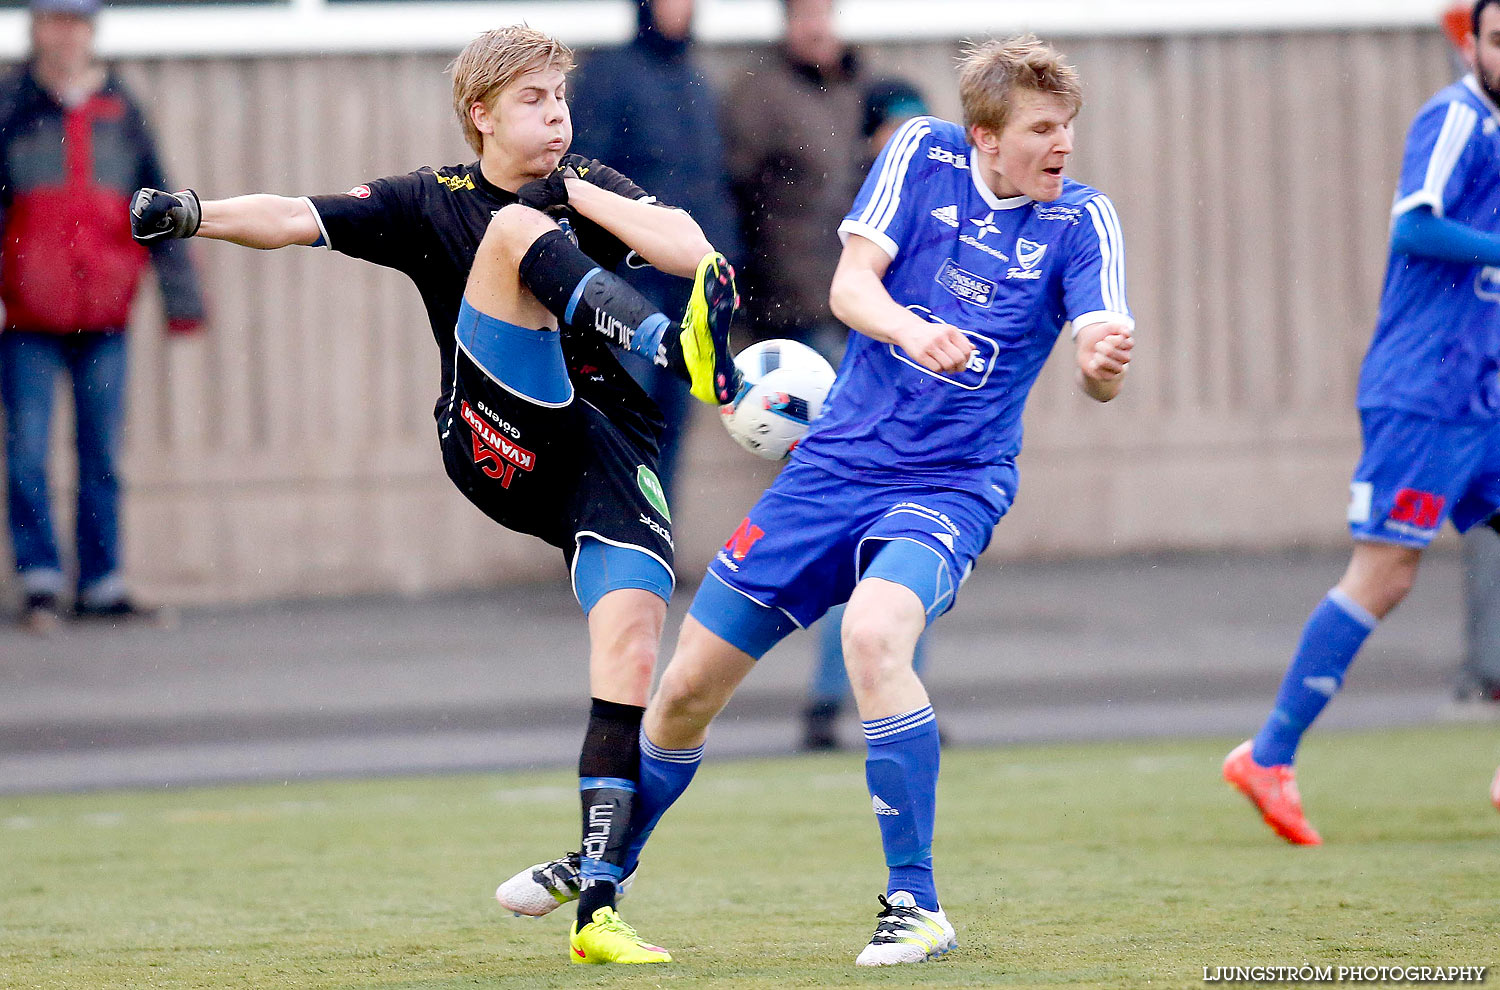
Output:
top-left (510, 218), bottom-right (678, 362)
top-left (1222, 740), bottom-right (1321, 846)
top-left (508, 217), bottom-right (738, 404)
top-left (675, 252), bottom-right (740, 405)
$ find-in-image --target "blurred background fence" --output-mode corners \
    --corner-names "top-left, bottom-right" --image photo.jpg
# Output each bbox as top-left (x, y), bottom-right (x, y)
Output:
top-left (0, 3), bottom-right (1459, 605)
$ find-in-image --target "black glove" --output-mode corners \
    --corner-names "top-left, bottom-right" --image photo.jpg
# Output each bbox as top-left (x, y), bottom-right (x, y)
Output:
top-left (516, 156), bottom-right (600, 211)
top-left (130, 188), bottom-right (202, 243)
top-left (516, 169), bottom-right (570, 212)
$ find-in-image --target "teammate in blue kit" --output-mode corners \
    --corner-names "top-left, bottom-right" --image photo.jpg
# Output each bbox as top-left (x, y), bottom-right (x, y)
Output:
top-left (1224, 0), bottom-right (1500, 844)
top-left (500, 34), bottom-right (1133, 964)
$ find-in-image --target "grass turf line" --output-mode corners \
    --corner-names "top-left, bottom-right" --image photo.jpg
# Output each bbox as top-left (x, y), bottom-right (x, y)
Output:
top-left (2, 724), bottom-right (1497, 988)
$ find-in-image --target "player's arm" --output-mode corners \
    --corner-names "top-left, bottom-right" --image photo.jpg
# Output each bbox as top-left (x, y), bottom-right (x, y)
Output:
top-left (1074, 319), bottom-right (1133, 403)
top-left (1061, 193), bottom-right (1133, 402)
top-left (828, 233), bottom-right (973, 373)
top-left (564, 178), bottom-right (711, 277)
top-left (198, 195), bottom-right (321, 249)
top-left (131, 189), bottom-right (320, 249)
top-left (1390, 205), bottom-right (1500, 265)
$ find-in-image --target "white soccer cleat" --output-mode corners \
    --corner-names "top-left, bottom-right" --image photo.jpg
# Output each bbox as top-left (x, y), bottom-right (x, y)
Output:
top-left (495, 852), bottom-right (635, 917)
top-left (854, 891), bottom-right (957, 966)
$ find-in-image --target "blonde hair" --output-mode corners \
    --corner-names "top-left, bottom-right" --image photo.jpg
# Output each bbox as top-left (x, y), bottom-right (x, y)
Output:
top-left (957, 35), bottom-right (1082, 139)
top-left (450, 25), bottom-right (575, 155)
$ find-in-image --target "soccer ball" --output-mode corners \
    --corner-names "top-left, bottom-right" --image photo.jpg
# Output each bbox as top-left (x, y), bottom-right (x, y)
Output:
top-left (719, 339), bottom-right (837, 460)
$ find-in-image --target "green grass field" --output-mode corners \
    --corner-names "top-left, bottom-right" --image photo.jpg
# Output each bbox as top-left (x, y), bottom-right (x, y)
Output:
top-left (3, 725), bottom-right (1498, 989)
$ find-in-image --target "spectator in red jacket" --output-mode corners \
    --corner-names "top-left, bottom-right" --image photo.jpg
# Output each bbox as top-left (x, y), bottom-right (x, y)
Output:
top-left (0, 0), bottom-right (204, 632)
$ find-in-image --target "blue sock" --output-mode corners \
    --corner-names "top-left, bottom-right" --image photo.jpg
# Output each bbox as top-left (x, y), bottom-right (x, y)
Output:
top-left (621, 729), bottom-right (703, 876)
top-left (1252, 588), bottom-right (1376, 766)
top-left (863, 706), bottom-right (940, 912)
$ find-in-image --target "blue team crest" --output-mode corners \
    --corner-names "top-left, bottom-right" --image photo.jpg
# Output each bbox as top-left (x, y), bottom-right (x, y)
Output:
top-left (888, 305), bottom-right (998, 390)
top-left (1016, 238), bottom-right (1047, 270)
top-left (1476, 266), bottom-right (1500, 302)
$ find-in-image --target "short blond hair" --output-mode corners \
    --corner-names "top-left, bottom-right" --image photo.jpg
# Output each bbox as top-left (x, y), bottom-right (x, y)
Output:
top-left (958, 35), bottom-right (1082, 140)
top-left (450, 25), bottom-right (575, 155)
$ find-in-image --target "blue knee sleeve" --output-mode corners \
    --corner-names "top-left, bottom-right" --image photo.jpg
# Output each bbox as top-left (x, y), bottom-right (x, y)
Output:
top-left (572, 538), bottom-right (674, 614)
top-left (688, 572), bottom-right (799, 660)
top-left (455, 298), bottom-right (572, 406)
top-left (861, 539), bottom-right (954, 621)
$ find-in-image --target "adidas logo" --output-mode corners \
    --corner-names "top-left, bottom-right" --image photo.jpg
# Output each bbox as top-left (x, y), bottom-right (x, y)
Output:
top-left (930, 205), bottom-right (959, 228)
top-left (872, 795), bottom-right (899, 816)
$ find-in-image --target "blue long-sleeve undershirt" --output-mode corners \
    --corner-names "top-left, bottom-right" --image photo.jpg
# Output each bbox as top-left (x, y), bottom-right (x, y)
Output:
top-left (1390, 206), bottom-right (1500, 266)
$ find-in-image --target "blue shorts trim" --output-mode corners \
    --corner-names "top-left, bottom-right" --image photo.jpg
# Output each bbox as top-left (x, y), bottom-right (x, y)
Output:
top-left (859, 537), bottom-right (958, 622)
top-left (572, 535), bottom-right (674, 614)
top-left (689, 571), bottom-right (801, 660)
top-left (455, 298), bottom-right (573, 407)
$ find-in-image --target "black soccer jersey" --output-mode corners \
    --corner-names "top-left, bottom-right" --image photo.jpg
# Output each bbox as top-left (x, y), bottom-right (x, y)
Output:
top-left (305, 160), bottom-right (664, 448)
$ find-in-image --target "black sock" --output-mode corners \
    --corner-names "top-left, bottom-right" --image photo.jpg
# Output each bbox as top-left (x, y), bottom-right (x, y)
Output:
top-left (518, 230), bottom-right (674, 364)
top-left (576, 697), bottom-right (644, 926)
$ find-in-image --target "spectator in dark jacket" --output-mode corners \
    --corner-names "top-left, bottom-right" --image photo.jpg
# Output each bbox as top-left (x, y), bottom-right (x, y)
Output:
top-left (0, 0), bottom-right (204, 632)
top-left (722, 0), bottom-right (866, 350)
top-left (567, 0), bottom-right (741, 501)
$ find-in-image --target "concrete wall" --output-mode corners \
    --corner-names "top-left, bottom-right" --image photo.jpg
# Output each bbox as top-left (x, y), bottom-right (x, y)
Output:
top-left (2, 27), bottom-right (1456, 605)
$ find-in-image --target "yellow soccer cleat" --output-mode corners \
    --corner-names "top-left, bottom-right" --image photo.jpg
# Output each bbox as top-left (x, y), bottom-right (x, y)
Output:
top-left (568, 906), bottom-right (672, 965)
top-left (679, 251), bottom-right (740, 405)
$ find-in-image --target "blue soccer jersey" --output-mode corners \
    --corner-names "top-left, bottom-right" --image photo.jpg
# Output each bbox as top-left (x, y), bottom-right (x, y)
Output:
top-left (795, 115), bottom-right (1132, 500)
top-left (1360, 75), bottom-right (1500, 421)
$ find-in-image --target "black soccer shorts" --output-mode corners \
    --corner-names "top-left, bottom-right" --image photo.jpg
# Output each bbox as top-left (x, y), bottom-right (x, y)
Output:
top-left (438, 344), bottom-right (676, 574)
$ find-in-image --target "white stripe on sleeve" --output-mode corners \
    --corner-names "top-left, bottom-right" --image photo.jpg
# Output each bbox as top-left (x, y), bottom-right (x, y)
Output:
top-left (856, 117), bottom-right (931, 235)
top-left (1084, 196), bottom-right (1127, 316)
top-left (1418, 102), bottom-right (1477, 219)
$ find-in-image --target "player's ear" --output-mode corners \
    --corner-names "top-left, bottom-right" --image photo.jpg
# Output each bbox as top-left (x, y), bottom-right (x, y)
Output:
top-left (470, 101), bottom-right (497, 139)
top-left (969, 125), bottom-right (1000, 155)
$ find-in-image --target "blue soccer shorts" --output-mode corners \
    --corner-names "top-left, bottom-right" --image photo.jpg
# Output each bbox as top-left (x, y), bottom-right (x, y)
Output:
top-left (1347, 407), bottom-right (1500, 547)
top-left (690, 456), bottom-right (1011, 659)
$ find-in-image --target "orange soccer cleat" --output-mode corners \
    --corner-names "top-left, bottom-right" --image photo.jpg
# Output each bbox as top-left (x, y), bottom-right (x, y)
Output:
top-left (1490, 765), bottom-right (1500, 812)
top-left (1222, 740), bottom-right (1322, 846)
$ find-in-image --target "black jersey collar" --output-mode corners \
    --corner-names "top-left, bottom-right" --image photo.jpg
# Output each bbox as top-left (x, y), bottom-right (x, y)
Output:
top-left (468, 161), bottom-right (519, 205)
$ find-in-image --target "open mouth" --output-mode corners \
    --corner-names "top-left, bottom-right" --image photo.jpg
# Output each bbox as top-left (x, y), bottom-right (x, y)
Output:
top-left (1043, 167), bottom-right (1063, 176)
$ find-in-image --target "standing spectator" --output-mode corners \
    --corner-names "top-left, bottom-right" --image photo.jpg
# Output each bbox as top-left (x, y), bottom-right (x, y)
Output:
top-left (802, 77), bottom-right (934, 752)
top-left (723, 0), bottom-right (865, 352)
top-left (567, 0), bottom-right (741, 500)
top-left (0, 0), bottom-right (204, 632)
top-left (723, 0), bottom-right (870, 749)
